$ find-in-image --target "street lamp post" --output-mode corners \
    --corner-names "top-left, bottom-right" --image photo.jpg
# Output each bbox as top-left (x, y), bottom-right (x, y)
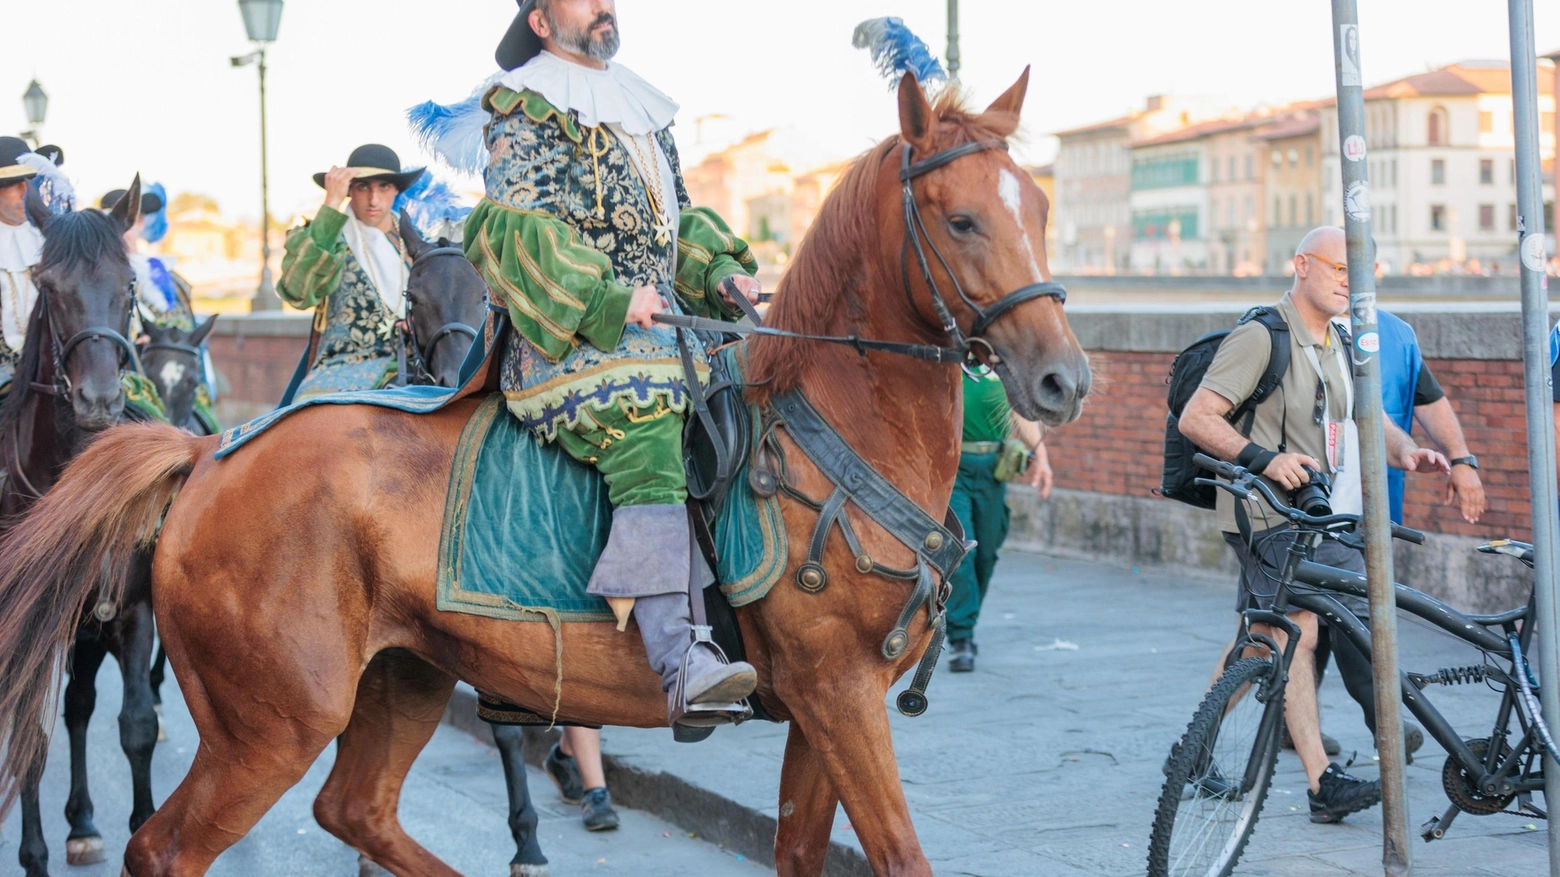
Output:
top-left (20, 80), bottom-right (47, 146)
top-left (946, 0), bottom-right (961, 81)
top-left (233, 0), bottom-right (284, 312)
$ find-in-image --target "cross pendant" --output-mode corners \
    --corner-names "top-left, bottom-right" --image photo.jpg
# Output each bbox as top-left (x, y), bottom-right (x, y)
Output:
top-left (653, 220), bottom-right (675, 247)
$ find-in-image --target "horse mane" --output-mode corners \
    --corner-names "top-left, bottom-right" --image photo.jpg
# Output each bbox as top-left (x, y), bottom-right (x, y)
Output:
top-left (0, 211), bottom-right (131, 437)
top-left (744, 89), bottom-right (1003, 403)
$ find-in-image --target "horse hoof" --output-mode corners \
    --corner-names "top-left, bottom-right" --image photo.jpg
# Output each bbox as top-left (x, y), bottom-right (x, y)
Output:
top-left (512, 865), bottom-right (551, 877)
top-left (66, 834), bottom-right (106, 865)
top-left (357, 853), bottom-right (393, 877)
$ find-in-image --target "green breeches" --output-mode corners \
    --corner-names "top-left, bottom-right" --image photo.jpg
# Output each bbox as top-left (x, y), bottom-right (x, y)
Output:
top-left (945, 452), bottom-right (1010, 642)
top-left (554, 397), bottom-right (688, 508)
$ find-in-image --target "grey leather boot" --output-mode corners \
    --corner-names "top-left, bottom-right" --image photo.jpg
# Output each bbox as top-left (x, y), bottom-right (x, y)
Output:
top-left (630, 591), bottom-right (757, 722)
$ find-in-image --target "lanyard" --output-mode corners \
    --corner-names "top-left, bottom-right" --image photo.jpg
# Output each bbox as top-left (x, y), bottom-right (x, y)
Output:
top-left (1302, 323), bottom-right (1352, 423)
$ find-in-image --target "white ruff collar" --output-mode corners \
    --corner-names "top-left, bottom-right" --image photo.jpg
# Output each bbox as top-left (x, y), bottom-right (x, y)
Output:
top-left (497, 51), bottom-right (679, 135)
top-left (0, 218), bottom-right (44, 272)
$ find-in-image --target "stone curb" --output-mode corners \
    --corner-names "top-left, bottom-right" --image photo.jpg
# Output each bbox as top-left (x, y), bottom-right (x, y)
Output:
top-left (440, 686), bottom-right (871, 877)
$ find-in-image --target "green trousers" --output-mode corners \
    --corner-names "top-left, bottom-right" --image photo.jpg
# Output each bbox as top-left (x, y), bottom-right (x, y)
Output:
top-left (554, 397), bottom-right (688, 508)
top-left (946, 452), bottom-right (1010, 642)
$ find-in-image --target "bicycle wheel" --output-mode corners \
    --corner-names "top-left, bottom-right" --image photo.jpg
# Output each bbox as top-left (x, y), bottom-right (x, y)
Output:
top-left (1148, 656), bottom-right (1284, 877)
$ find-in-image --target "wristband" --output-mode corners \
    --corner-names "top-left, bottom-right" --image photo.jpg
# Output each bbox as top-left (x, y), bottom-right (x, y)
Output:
top-left (1236, 442), bottom-right (1277, 475)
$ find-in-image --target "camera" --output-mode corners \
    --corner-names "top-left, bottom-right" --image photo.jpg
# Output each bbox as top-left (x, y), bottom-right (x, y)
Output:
top-left (1291, 465), bottom-right (1333, 516)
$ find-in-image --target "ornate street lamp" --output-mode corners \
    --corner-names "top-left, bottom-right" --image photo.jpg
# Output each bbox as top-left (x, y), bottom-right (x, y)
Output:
top-left (21, 80), bottom-right (47, 146)
top-left (233, 0), bottom-right (284, 310)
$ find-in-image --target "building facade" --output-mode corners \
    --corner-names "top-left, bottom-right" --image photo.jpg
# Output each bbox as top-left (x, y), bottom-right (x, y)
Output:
top-left (1260, 110), bottom-right (1324, 273)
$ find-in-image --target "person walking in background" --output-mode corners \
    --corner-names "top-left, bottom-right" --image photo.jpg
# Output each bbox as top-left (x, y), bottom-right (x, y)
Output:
top-left (543, 727), bottom-right (620, 831)
top-left (945, 366), bottom-right (1052, 673)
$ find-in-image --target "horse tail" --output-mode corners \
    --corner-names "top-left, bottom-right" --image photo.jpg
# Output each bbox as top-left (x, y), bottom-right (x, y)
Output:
top-left (0, 422), bottom-right (200, 817)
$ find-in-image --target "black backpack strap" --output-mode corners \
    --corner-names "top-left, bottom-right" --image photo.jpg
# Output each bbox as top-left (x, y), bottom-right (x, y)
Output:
top-left (1228, 306), bottom-right (1292, 451)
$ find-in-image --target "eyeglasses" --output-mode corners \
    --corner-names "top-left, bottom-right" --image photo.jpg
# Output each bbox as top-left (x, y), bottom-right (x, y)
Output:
top-left (1301, 253), bottom-right (1350, 281)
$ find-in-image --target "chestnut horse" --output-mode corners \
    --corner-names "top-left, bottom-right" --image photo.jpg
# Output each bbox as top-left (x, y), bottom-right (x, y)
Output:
top-left (0, 72), bottom-right (1089, 876)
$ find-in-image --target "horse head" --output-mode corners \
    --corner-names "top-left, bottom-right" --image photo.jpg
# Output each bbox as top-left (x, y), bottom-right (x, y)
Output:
top-left (400, 212), bottom-right (485, 388)
top-left (890, 69), bottom-right (1091, 426)
top-left (31, 174), bottom-right (141, 432)
top-left (140, 315), bottom-right (217, 429)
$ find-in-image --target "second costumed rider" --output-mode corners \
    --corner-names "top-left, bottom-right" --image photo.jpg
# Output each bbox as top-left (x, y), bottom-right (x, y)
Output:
top-left (465, 0), bottom-right (763, 735)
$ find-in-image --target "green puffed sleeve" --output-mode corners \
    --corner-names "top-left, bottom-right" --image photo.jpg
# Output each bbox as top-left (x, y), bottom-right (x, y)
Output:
top-left (277, 206), bottom-right (348, 310)
top-left (672, 207), bottom-right (759, 320)
top-left (463, 199), bottom-right (635, 362)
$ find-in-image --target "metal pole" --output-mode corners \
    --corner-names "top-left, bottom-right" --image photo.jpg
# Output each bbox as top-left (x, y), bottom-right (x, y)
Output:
top-left (1328, 4), bottom-right (1411, 873)
top-left (254, 46), bottom-right (279, 311)
top-left (946, 0), bottom-right (960, 80)
top-left (1505, 3), bottom-right (1560, 874)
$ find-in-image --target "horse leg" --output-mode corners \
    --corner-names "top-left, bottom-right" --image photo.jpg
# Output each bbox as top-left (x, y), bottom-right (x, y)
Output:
top-left (112, 593), bottom-right (160, 834)
top-left (782, 681), bottom-right (930, 876)
top-left (63, 637), bottom-right (109, 865)
top-left (313, 650), bottom-right (462, 877)
top-left (17, 751), bottom-right (49, 877)
top-left (149, 641), bottom-right (168, 742)
top-left (492, 724), bottom-right (550, 877)
top-left (774, 722), bottom-right (839, 877)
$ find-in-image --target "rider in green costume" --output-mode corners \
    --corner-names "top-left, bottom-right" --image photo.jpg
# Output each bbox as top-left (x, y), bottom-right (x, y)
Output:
top-left (465, 0), bottom-right (761, 732)
top-left (946, 368), bottom-right (1052, 672)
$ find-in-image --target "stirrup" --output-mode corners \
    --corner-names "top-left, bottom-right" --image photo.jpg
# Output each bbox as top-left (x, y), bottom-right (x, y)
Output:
top-left (668, 625), bottom-right (752, 737)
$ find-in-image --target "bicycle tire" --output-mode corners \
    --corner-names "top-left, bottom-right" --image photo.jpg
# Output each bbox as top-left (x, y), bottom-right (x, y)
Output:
top-left (1148, 656), bottom-right (1284, 877)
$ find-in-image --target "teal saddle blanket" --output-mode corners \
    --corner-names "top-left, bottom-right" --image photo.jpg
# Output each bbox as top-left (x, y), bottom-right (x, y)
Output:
top-left (210, 372), bottom-right (787, 620)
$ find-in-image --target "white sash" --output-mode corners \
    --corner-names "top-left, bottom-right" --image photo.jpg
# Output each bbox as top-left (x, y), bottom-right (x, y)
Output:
top-left (0, 220), bottom-right (45, 352)
top-left (342, 207), bottom-right (409, 318)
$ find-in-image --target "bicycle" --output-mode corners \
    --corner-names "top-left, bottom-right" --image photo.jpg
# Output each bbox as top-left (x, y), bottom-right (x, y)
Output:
top-left (1146, 453), bottom-right (1551, 877)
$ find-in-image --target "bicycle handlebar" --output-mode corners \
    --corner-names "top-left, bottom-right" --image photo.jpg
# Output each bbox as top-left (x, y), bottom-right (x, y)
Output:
top-left (1191, 453), bottom-right (1426, 545)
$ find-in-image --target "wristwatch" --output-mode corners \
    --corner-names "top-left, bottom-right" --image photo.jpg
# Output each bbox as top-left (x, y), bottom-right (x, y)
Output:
top-left (1449, 455), bottom-right (1479, 470)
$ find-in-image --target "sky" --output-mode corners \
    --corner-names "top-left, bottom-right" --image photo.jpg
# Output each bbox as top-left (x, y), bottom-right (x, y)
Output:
top-left (3, 0), bottom-right (1557, 223)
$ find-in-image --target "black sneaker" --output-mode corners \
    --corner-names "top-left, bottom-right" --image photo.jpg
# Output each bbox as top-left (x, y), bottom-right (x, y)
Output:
top-left (947, 638), bottom-right (975, 673)
top-left (1308, 762), bottom-right (1381, 823)
top-left (544, 742), bottom-right (584, 805)
top-left (1163, 746), bottom-right (1234, 799)
top-left (1281, 727), bottom-right (1341, 756)
top-left (580, 786), bottom-right (620, 832)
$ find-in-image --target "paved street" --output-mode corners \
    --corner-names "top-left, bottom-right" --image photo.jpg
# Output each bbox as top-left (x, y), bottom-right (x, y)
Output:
top-left (1, 664), bottom-right (767, 875)
top-left (4, 548), bottom-right (1551, 876)
top-left (598, 550), bottom-right (1550, 876)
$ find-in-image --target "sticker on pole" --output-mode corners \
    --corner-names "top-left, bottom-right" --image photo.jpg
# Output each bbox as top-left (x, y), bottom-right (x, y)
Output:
top-left (1339, 25), bottom-right (1362, 87)
top-left (1342, 135), bottom-right (1367, 162)
top-left (1521, 233), bottom-right (1547, 272)
top-left (1356, 331), bottom-right (1379, 354)
top-left (1344, 181), bottom-right (1371, 221)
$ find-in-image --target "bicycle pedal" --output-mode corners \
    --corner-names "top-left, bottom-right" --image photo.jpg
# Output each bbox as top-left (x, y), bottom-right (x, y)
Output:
top-left (1519, 793), bottom-right (1546, 820)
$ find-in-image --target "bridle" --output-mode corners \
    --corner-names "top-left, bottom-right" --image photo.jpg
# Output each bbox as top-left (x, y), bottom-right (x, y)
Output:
top-left (394, 245), bottom-right (480, 386)
top-left (653, 136), bottom-right (1067, 364)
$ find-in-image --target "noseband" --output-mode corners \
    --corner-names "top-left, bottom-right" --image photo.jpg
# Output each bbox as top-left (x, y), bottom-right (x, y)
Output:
top-left (395, 245), bottom-right (480, 386)
top-left (34, 282), bottom-right (142, 398)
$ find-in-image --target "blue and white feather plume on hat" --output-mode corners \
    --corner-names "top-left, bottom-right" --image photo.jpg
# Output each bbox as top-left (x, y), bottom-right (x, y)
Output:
top-left (16, 151), bottom-right (75, 215)
top-left (852, 17), bottom-right (946, 87)
top-left (406, 76), bottom-right (502, 178)
top-left (395, 173), bottom-right (474, 243)
top-left (141, 182), bottom-right (170, 244)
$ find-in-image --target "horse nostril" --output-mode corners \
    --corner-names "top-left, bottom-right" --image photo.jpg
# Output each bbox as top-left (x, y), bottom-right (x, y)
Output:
top-left (1036, 370), bottom-right (1073, 408)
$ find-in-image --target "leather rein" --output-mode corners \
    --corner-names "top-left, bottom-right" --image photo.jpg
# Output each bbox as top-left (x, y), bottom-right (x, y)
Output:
top-left (393, 246), bottom-right (481, 387)
top-left (654, 137), bottom-right (1068, 365)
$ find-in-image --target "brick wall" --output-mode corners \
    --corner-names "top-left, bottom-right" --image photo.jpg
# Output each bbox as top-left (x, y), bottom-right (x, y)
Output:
top-left (1043, 343), bottom-right (1540, 545)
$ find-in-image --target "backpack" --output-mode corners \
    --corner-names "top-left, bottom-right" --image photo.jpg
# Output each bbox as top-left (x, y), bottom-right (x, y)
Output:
top-left (1159, 307), bottom-right (1292, 509)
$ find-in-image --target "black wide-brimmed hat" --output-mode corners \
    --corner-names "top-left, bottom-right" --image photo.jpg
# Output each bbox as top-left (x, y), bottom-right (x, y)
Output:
top-left (311, 144), bottom-right (425, 191)
top-left (99, 188), bottom-right (164, 215)
top-left (496, 0), bottom-right (543, 72)
top-left (0, 136), bottom-right (37, 184)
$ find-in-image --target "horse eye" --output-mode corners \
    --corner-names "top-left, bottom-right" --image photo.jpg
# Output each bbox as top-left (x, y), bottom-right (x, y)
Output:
top-left (947, 215), bottom-right (977, 235)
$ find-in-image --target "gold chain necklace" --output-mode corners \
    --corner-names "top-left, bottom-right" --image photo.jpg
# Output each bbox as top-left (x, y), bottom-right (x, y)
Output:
top-left (2, 270), bottom-right (26, 345)
top-left (624, 133), bottom-right (676, 247)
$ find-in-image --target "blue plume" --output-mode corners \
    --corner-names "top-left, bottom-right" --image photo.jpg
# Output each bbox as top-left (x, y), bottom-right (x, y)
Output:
top-left (17, 152), bottom-right (75, 215)
top-left (145, 257), bottom-right (179, 311)
top-left (395, 174), bottom-right (473, 242)
top-left (852, 17), bottom-right (946, 87)
top-left (142, 182), bottom-right (169, 244)
top-left (407, 92), bottom-right (491, 177)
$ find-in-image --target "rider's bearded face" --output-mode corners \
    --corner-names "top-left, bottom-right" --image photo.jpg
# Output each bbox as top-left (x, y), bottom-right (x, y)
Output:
top-left (0, 181), bottom-right (26, 227)
top-left (536, 0), bottom-right (620, 62)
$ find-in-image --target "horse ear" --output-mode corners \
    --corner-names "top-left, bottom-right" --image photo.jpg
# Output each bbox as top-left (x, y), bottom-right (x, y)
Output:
top-left (189, 314), bottom-right (218, 347)
top-left (978, 66), bottom-right (1030, 138)
top-left (399, 210), bottom-right (427, 260)
top-left (24, 181), bottom-right (52, 230)
top-left (110, 174), bottom-right (142, 231)
top-left (897, 73), bottom-right (938, 153)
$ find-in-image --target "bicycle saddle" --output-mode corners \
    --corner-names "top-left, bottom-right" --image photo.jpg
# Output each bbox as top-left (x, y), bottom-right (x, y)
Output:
top-left (1478, 539), bottom-right (1534, 568)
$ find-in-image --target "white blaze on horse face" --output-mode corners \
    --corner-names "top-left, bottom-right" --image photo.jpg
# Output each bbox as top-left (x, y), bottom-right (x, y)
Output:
top-left (998, 168), bottom-right (1043, 280)
top-left (158, 359), bottom-right (187, 393)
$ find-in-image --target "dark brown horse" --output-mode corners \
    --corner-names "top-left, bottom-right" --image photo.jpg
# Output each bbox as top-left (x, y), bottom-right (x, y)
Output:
top-left (0, 73), bottom-right (1088, 876)
top-left (1, 178), bottom-right (153, 877)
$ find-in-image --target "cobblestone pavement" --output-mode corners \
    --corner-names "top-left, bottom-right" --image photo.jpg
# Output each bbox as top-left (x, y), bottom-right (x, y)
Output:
top-left (1, 666), bottom-right (767, 876)
top-left (598, 550), bottom-right (1549, 876)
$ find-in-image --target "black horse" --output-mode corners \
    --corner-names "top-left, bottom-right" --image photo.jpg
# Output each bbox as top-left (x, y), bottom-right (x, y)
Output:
top-left (349, 216), bottom-right (553, 877)
top-left (3, 177), bottom-right (157, 877)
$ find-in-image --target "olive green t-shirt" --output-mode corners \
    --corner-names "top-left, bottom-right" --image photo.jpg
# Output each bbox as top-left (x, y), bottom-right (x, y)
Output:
top-left (1197, 295), bottom-right (1353, 533)
top-left (962, 369), bottom-right (1012, 443)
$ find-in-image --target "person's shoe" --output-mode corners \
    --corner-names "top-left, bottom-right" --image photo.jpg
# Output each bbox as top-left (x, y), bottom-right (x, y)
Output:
top-left (947, 638), bottom-right (975, 673)
top-left (1381, 721), bottom-right (1425, 766)
top-left (543, 741), bottom-right (584, 805)
top-left (1308, 762), bottom-right (1382, 823)
top-left (579, 787), bottom-right (620, 832)
top-left (1163, 745), bottom-right (1234, 799)
top-left (631, 591), bottom-right (755, 734)
top-left (1281, 727), bottom-right (1341, 756)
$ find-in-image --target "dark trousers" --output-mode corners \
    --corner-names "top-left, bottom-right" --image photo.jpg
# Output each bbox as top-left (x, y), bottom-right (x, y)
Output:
top-left (1317, 617), bottom-right (1380, 736)
top-left (946, 452), bottom-right (1009, 642)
